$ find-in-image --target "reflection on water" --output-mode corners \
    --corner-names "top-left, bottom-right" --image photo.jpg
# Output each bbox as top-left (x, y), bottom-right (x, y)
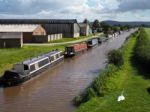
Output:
top-left (0, 30), bottom-right (136, 112)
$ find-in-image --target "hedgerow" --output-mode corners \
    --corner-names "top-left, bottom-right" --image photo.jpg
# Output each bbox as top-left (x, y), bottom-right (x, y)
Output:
top-left (134, 28), bottom-right (150, 69)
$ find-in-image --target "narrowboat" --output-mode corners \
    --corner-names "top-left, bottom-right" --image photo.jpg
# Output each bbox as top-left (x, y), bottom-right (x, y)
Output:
top-left (87, 38), bottom-right (98, 48)
top-left (97, 37), bottom-right (103, 44)
top-left (64, 42), bottom-right (87, 57)
top-left (2, 49), bottom-right (64, 86)
top-left (97, 37), bottom-right (108, 44)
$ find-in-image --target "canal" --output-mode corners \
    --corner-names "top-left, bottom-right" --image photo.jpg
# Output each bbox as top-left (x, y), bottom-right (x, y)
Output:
top-left (0, 29), bottom-right (137, 112)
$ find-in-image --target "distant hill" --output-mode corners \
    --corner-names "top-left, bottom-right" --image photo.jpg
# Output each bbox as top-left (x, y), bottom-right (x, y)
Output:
top-left (102, 20), bottom-right (150, 26)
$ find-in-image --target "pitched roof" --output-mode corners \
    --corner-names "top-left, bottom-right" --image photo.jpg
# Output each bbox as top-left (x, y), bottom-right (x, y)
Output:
top-left (0, 24), bottom-right (40, 32)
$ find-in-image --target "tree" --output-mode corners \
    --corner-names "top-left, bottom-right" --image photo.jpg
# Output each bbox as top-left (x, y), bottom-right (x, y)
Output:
top-left (100, 22), bottom-right (112, 34)
top-left (92, 19), bottom-right (101, 32)
top-left (83, 18), bottom-right (89, 24)
top-left (112, 26), bottom-right (120, 33)
top-left (108, 50), bottom-right (124, 67)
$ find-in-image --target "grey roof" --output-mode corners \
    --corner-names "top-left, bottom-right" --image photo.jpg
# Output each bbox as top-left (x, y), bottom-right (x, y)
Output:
top-left (0, 19), bottom-right (78, 24)
top-left (0, 32), bottom-right (22, 39)
top-left (0, 24), bottom-right (40, 32)
top-left (79, 23), bottom-right (89, 27)
top-left (23, 50), bottom-right (61, 65)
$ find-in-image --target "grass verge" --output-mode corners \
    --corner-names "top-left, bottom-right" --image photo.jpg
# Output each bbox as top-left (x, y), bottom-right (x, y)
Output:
top-left (75, 32), bottom-right (150, 112)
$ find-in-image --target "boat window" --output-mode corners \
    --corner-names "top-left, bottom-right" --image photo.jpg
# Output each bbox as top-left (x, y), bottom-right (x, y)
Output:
top-left (24, 65), bottom-right (29, 70)
top-left (30, 64), bottom-right (36, 72)
top-left (38, 58), bottom-right (49, 68)
top-left (60, 52), bottom-right (64, 57)
top-left (56, 54), bottom-right (59, 59)
top-left (88, 40), bottom-right (92, 44)
top-left (66, 47), bottom-right (74, 52)
top-left (51, 56), bottom-right (55, 61)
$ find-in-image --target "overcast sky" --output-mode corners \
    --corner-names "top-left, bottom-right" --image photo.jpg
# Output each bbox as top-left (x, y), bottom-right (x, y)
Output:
top-left (0, 0), bottom-right (150, 22)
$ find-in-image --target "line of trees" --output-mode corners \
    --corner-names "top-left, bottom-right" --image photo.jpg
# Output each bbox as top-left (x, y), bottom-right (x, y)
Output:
top-left (82, 19), bottom-right (132, 35)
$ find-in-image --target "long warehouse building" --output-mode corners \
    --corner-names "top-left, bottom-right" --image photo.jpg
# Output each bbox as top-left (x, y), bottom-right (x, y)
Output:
top-left (0, 19), bottom-right (80, 38)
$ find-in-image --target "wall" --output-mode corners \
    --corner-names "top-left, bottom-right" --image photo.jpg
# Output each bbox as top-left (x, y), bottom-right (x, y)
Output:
top-left (80, 24), bottom-right (92, 36)
top-left (23, 32), bottom-right (33, 43)
top-left (48, 34), bottom-right (63, 41)
top-left (73, 23), bottom-right (80, 38)
top-left (0, 39), bottom-right (22, 48)
top-left (43, 24), bottom-right (74, 38)
top-left (33, 36), bottom-right (48, 43)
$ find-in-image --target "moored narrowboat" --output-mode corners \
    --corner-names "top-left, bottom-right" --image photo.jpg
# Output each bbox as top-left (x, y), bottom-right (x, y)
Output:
top-left (64, 42), bottom-right (87, 57)
top-left (97, 37), bottom-right (108, 44)
top-left (2, 49), bottom-right (64, 86)
top-left (87, 38), bottom-right (98, 48)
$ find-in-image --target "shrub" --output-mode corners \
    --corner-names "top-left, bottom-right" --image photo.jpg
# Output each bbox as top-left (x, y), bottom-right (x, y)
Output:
top-left (86, 88), bottom-right (97, 100)
top-left (108, 50), bottom-right (124, 67)
top-left (73, 95), bottom-right (82, 106)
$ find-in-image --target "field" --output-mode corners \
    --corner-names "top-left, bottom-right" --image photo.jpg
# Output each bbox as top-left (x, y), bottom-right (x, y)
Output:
top-left (75, 29), bottom-right (150, 112)
top-left (0, 45), bottom-right (65, 76)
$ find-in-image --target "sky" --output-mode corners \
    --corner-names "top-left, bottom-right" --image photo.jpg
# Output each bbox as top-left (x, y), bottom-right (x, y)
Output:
top-left (0, 0), bottom-right (150, 22)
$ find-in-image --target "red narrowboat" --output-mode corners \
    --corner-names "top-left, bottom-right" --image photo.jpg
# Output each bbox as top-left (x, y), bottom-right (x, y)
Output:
top-left (65, 42), bottom-right (88, 57)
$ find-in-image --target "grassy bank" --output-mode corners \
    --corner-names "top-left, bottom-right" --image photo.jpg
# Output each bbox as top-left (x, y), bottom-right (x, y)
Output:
top-left (0, 45), bottom-right (65, 76)
top-left (75, 31), bottom-right (150, 112)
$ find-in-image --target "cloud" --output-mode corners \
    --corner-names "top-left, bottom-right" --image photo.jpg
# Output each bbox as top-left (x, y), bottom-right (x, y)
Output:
top-left (0, 0), bottom-right (91, 14)
top-left (117, 0), bottom-right (150, 12)
top-left (0, 0), bottom-right (149, 21)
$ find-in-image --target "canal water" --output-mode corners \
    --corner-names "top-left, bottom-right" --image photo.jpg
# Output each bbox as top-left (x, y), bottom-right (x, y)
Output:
top-left (0, 30), bottom-right (136, 112)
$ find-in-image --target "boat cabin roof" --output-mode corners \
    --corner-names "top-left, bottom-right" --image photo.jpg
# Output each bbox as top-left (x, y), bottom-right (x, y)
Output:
top-left (18, 50), bottom-right (61, 65)
top-left (67, 42), bottom-right (86, 47)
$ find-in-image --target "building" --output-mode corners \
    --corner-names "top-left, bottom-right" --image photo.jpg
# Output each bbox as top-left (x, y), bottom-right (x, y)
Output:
top-left (0, 24), bottom-right (46, 43)
top-left (79, 23), bottom-right (92, 36)
top-left (33, 33), bottom-right (63, 43)
top-left (0, 32), bottom-right (23, 48)
top-left (0, 19), bottom-right (80, 38)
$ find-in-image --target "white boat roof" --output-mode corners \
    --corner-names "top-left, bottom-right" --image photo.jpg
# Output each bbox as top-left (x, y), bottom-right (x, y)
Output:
top-left (21, 50), bottom-right (61, 65)
top-left (0, 24), bottom-right (40, 32)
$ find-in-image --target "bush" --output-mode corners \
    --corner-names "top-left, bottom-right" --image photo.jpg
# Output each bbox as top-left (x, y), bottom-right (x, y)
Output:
top-left (86, 88), bottom-right (97, 100)
top-left (108, 50), bottom-right (124, 67)
top-left (73, 95), bottom-right (82, 106)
